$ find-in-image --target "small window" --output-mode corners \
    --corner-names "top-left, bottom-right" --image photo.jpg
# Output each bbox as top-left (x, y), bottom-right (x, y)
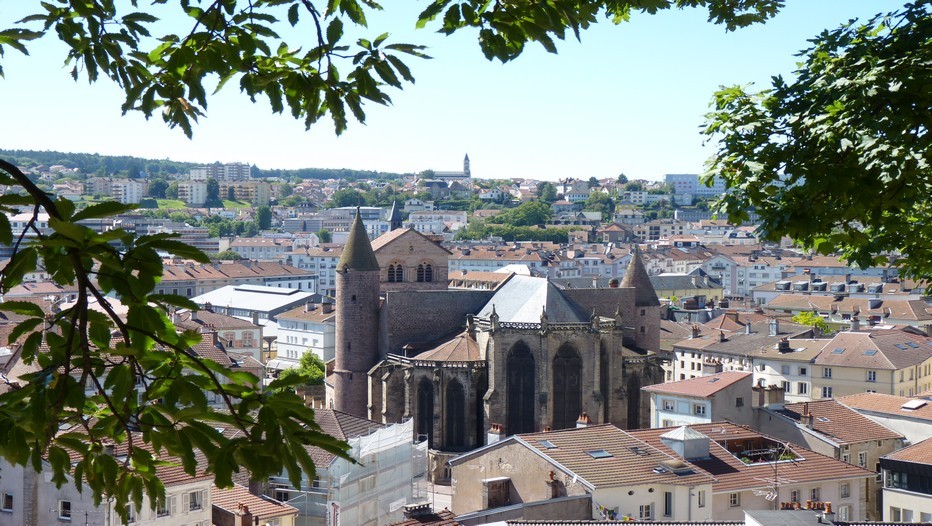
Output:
top-left (822, 386), bottom-right (833, 399)
top-left (798, 383), bottom-right (808, 395)
top-left (663, 491), bottom-right (673, 517)
top-left (823, 367), bottom-right (832, 378)
top-left (868, 371), bottom-right (877, 382)
top-left (736, 397), bottom-right (744, 407)
top-left (586, 450), bottom-right (613, 459)
top-left (125, 505), bottom-right (136, 524)
top-left (694, 404), bottom-right (706, 416)
top-left (811, 488), bottom-right (820, 501)
top-left (791, 490), bottom-right (800, 503)
top-left (1, 493), bottom-right (11, 512)
top-left (858, 452), bottom-right (867, 467)
top-left (697, 490), bottom-right (706, 508)
top-left (799, 367), bottom-right (808, 376)
top-left (59, 500), bottom-right (72, 521)
top-left (640, 309), bottom-right (646, 316)
top-left (663, 400), bottom-right (675, 411)
top-left (841, 483), bottom-right (850, 498)
top-left (781, 365), bottom-right (790, 374)
top-left (639, 503), bottom-right (653, 520)
top-left (729, 493), bottom-right (740, 507)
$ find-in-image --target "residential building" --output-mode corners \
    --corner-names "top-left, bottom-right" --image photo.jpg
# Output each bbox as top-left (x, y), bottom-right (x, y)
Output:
top-left (763, 294), bottom-right (932, 330)
top-left (284, 246), bottom-right (343, 297)
top-left (756, 399), bottom-right (905, 520)
top-left (178, 181), bottom-right (208, 207)
top-left (219, 181), bottom-right (271, 206)
top-left (664, 173), bottom-right (727, 199)
top-left (643, 371), bottom-right (753, 428)
top-left (189, 284), bottom-right (315, 322)
top-left (811, 327), bottom-right (932, 399)
top-left (449, 424), bottom-right (715, 521)
top-left (275, 301), bottom-right (336, 365)
top-left (156, 260), bottom-right (316, 298)
top-left (880, 437), bottom-right (932, 522)
top-left (110, 179), bottom-right (146, 204)
top-left (839, 392), bottom-right (932, 444)
top-left (211, 484), bottom-right (298, 526)
top-left (174, 308), bottom-right (264, 361)
top-left (631, 422), bottom-right (874, 521)
top-left (228, 237), bottom-right (293, 261)
top-left (190, 162), bottom-right (252, 182)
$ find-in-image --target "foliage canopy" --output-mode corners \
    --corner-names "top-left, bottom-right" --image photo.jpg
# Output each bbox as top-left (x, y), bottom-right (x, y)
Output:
top-left (1, 0), bottom-right (781, 136)
top-left (703, 2), bottom-right (931, 279)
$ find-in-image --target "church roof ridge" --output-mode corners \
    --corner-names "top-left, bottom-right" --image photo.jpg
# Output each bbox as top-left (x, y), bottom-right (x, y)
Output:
top-left (336, 208), bottom-right (380, 272)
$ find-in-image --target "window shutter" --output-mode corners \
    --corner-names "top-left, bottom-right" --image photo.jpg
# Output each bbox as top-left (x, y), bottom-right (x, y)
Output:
top-left (201, 489), bottom-right (208, 508)
top-left (170, 496), bottom-right (177, 515)
top-left (182, 493), bottom-right (189, 513)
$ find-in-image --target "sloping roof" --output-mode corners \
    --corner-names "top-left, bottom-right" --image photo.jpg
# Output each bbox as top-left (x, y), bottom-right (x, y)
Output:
top-left (211, 484), bottom-right (298, 519)
top-left (337, 210), bottom-right (380, 272)
top-left (620, 246), bottom-right (660, 307)
top-left (839, 392), bottom-right (932, 421)
top-left (814, 328), bottom-right (932, 370)
top-left (476, 275), bottom-right (589, 323)
top-left (517, 424), bottom-right (714, 488)
top-left (307, 409), bottom-right (385, 467)
top-left (413, 331), bottom-right (482, 362)
top-left (370, 227), bottom-right (452, 255)
top-left (630, 422), bottom-right (875, 493)
top-left (778, 400), bottom-right (903, 445)
top-left (390, 508), bottom-right (460, 526)
top-left (642, 371), bottom-right (751, 398)
top-left (883, 436), bottom-right (932, 464)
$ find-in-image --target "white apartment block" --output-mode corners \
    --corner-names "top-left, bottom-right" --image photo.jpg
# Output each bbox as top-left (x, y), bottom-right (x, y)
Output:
top-left (110, 179), bottom-right (146, 204)
top-left (178, 181), bottom-right (208, 207)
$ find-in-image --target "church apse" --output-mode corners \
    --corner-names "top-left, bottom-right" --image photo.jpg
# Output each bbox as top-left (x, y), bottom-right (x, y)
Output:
top-left (506, 342), bottom-right (536, 436)
top-left (551, 343), bottom-right (582, 430)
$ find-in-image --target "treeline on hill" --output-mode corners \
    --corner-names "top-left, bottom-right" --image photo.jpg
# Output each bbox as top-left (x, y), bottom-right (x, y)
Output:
top-left (0, 149), bottom-right (195, 178)
top-left (254, 166), bottom-right (410, 181)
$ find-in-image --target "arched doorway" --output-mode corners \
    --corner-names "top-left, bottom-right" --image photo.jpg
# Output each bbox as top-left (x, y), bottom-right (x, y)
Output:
top-left (445, 379), bottom-right (466, 448)
top-left (552, 344), bottom-right (582, 430)
top-left (506, 343), bottom-right (535, 435)
top-left (416, 377), bottom-right (434, 447)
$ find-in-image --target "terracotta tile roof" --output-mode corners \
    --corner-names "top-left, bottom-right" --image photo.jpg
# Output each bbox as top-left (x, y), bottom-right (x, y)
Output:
top-left (276, 303), bottom-right (336, 323)
top-left (765, 294), bottom-right (838, 311)
top-left (883, 436), bottom-right (932, 464)
top-left (306, 409), bottom-right (385, 467)
top-left (839, 392), bottom-right (932, 421)
top-left (175, 309), bottom-right (257, 330)
top-left (814, 328), bottom-right (932, 369)
top-left (778, 400), bottom-right (903, 445)
top-left (642, 371), bottom-right (751, 398)
top-left (412, 331), bottom-right (482, 363)
top-left (389, 508), bottom-right (460, 526)
top-left (630, 422), bottom-right (875, 493)
top-left (675, 320), bottom-right (814, 358)
top-left (515, 424), bottom-right (715, 488)
top-left (211, 483), bottom-right (298, 519)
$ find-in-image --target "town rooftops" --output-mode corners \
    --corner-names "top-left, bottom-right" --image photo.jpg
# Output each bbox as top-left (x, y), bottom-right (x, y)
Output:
top-left (412, 331), bottom-right (482, 363)
top-left (337, 210), bottom-right (380, 272)
top-left (777, 400), bottom-right (903, 445)
top-left (211, 483), bottom-right (298, 520)
top-left (451, 424), bottom-right (715, 489)
top-left (190, 284), bottom-right (315, 315)
top-left (839, 392), bottom-right (932, 422)
top-left (814, 328), bottom-right (932, 369)
top-left (882, 436), bottom-right (932, 464)
top-left (630, 422), bottom-right (875, 493)
top-left (642, 371), bottom-right (751, 398)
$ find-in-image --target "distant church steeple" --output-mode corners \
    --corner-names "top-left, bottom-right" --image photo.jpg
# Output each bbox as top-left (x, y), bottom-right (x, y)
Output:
top-left (463, 153), bottom-right (471, 177)
top-left (388, 200), bottom-right (403, 231)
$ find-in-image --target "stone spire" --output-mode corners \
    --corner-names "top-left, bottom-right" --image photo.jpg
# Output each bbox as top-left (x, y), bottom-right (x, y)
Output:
top-left (337, 208), bottom-right (380, 272)
top-left (463, 153), bottom-right (471, 177)
top-left (388, 200), bottom-right (403, 231)
top-left (620, 245), bottom-right (660, 307)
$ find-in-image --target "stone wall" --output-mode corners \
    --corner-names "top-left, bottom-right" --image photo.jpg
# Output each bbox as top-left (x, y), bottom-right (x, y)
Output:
top-left (381, 289), bottom-right (494, 355)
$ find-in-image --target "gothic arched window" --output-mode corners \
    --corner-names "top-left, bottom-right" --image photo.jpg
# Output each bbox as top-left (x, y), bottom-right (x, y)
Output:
top-left (506, 342), bottom-right (535, 435)
top-left (417, 263), bottom-right (433, 283)
top-left (445, 379), bottom-right (466, 448)
top-left (552, 344), bottom-right (582, 430)
top-left (416, 378), bottom-right (434, 447)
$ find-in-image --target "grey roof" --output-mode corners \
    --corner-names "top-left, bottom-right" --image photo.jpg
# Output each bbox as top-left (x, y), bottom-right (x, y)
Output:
top-left (620, 246), bottom-right (660, 306)
top-left (337, 209), bottom-right (380, 272)
top-left (477, 275), bottom-right (589, 323)
top-left (191, 285), bottom-right (314, 315)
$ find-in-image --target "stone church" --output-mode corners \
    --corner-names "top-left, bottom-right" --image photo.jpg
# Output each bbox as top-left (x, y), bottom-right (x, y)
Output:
top-left (329, 210), bottom-right (663, 480)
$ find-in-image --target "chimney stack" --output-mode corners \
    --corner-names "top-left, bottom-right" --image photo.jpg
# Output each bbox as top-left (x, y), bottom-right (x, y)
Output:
top-left (769, 318), bottom-right (779, 337)
top-left (850, 315), bottom-right (860, 332)
top-left (576, 412), bottom-right (591, 428)
top-left (690, 325), bottom-right (701, 339)
top-left (487, 424), bottom-right (504, 444)
top-left (239, 504), bottom-right (253, 526)
top-left (322, 302), bottom-right (333, 314)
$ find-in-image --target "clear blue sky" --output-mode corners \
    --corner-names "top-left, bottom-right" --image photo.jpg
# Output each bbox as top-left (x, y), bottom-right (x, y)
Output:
top-left (0, 1), bottom-right (905, 181)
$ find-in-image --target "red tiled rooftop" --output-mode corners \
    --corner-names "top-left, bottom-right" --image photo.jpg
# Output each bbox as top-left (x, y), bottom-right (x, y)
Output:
top-left (642, 371), bottom-right (751, 398)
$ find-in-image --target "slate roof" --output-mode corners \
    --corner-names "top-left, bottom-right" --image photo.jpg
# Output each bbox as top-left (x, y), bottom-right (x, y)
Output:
top-left (620, 246), bottom-right (660, 307)
top-left (211, 483), bottom-right (298, 519)
top-left (477, 275), bottom-right (589, 324)
top-left (883, 436), bottom-right (932, 464)
top-left (337, 210), bottom-right (380, 272)
top-left (778, 400), bottom-right (903, 445)
top-left (839, 392), bottom-right (932, 421)
top-left (814, 328), bottom-right (932, 370)
top-left (642, 371), bottom-right (751, 398)
top-left (630, 422), bottom-right (875, 493)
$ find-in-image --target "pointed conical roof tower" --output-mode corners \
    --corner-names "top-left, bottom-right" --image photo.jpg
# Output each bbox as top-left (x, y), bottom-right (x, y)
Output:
top-left (388, 200), bottom-right (403, 231)
top-left (337, 208), bottom-right (380, 272)
top-left (333, 208), bottom-right (381, 418)
top-left (620, 245), bottom-right (660, 306)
